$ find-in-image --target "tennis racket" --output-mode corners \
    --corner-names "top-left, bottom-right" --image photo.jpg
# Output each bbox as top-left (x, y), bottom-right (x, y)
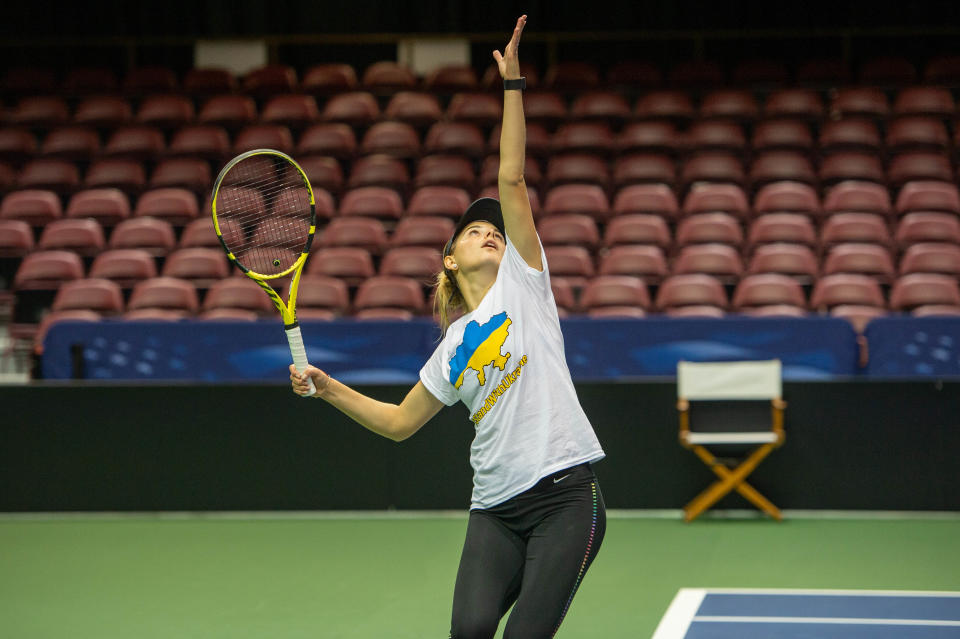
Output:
top-left (211, 148), bottom-right (317, 395)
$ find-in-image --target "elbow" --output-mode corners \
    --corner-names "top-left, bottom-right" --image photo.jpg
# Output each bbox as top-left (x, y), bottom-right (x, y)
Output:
top-left (498, 172), bottom-right (525, 187)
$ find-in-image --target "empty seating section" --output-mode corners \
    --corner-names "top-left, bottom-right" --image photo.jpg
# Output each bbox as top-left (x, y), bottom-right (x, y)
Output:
top-left (1, 59), bottom-right (959, 330)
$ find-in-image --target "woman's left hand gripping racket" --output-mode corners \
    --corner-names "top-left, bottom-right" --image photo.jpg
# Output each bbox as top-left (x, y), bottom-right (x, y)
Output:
top-left (211, 148), bottom-right (317, 395)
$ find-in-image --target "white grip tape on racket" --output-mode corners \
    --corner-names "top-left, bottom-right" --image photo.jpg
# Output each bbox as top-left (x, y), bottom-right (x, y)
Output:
top-left (285, 325), bottom-right (317, 396)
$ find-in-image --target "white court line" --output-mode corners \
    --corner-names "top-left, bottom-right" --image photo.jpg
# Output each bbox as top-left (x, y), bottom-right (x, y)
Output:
top-left (651, 588), bottom-right (707, 639)
top-left (693, 616), bottom-right (960, 626)
top-left (698, 587), bottom-right (960, 597)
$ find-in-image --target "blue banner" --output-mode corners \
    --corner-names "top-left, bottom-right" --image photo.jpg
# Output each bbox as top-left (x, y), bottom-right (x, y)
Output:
top-left (42, 316), bottom-right (867, 382)
top-left (864, 317), bottom-right (960, 377)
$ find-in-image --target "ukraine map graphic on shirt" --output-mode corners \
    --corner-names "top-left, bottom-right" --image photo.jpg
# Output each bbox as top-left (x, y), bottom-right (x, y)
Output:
top-left (449, 312), bottom-right (512, 389)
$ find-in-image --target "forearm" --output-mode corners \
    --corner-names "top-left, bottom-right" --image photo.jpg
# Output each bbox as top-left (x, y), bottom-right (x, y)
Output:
top-left (317, 378), bottom-right (405, 441)
top-left (498, 89), bottom-right (526, 184)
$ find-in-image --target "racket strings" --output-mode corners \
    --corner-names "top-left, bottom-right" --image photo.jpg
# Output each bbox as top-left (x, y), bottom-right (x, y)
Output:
top-left (215, 156), bottom-right (312, 276)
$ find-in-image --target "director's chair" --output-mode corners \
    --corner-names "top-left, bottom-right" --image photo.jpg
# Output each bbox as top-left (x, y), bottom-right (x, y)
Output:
top-left (677, 360), bottom-right (786, 522)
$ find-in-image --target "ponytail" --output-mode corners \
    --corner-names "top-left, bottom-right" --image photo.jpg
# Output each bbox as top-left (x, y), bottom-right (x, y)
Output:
top-left (433, 268), bottom-right (465, 337)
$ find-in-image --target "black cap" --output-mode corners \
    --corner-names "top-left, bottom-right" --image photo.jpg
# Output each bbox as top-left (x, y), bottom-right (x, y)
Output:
top-left (443, 197), bottom-right (505, 258)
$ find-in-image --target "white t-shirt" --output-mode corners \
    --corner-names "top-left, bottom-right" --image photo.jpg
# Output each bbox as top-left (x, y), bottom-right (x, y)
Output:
top-left (419, 235), bottom-right (605, 509)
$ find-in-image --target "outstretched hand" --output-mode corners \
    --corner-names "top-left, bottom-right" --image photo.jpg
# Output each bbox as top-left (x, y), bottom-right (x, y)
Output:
top-left (493, 15), bottom-right (527, 80)
top-left (290, 363), bottom-right (329, 397)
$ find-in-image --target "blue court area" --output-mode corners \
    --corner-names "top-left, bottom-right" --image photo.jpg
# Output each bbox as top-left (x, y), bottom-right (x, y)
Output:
top-left (653, 589), bottom-right (960, 639)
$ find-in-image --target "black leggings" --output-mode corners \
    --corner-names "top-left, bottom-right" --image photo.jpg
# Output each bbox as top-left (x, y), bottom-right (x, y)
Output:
top-left (449, 463), bottom-right (606, 639)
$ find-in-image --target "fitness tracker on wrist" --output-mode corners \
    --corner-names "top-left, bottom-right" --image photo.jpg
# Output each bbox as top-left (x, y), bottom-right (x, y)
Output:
top-left (503, 77), bottom-right (526, 91)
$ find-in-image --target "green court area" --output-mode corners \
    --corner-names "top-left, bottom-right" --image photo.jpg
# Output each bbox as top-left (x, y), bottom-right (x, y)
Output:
top-left (1, 513), bottom-right (958, 638)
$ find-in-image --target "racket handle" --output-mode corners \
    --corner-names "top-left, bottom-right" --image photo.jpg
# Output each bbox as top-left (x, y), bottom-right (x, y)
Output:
top-left (285, 324), bottom-right (317, 397)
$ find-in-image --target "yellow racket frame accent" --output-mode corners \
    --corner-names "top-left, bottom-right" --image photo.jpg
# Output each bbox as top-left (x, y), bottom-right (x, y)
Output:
top-left (210, 149), bottom-right (317, 327)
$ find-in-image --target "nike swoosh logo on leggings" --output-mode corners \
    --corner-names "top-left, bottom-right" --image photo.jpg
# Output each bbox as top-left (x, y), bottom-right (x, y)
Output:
top-left (553, 474), bottom-right (571, 484)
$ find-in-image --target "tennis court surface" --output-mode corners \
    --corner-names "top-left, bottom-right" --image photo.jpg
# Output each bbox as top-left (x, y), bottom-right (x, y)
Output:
top-left (654, 588), bottom-right (960, 638)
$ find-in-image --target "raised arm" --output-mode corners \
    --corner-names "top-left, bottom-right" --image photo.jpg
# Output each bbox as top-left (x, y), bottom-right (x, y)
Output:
top-left (494, 15), bottom-right (542, 271)
top-left (291, 365), bottom-right (444, 442)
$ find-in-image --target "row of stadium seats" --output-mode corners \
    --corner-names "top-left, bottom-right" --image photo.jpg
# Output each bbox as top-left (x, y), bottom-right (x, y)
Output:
top-left (6, 56), bottom-right (960, 98)
top-left (4, 116), bottom-right (960, 170)
top-left (1, 178), bottom-right (957, 230)
top-left (6, 88), bottom-right (960, 136)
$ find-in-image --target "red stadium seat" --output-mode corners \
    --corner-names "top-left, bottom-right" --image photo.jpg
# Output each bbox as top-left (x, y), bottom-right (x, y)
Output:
top-left (682, 183), bottom-right (749, 219)
top-left (294, 156), bottom-right (344, 196)
top-left (699, 90), bottom-right (759, 122)
top-left (810, 274), bottom-right (885, 310)
top-left (37, 218), bottom-right (104, 256)
top-left (822, 243), bottom-right (896, 281)
top-left (17, 159), bottom-right (81, 195)
top-left (546, 153), bottom-right (610, 188)
top-left (552, 122), bottom-right (615, 155)
top-left (890, 273), bottom-right (960, 310)
top-left (676, 213), bottom-right (743, 247)
top-left (634, 91), bottom-right (695, 122)
top-left (242, 65), bottom-right (297, 96)
top-left (886, 117), bottom-right (949, 152)
top-left (301, 64), bottom-right (358, 94)
top-left (821, 213), bottom-right (892, 249)
top-left (390, 216), bottom-right (455, 247)
top-left (320, 92), bottom-right (380, 126)
top-left (51, 278), bottom-right (123, 313)
top-left (746, 244), bottom-right (819, 281)
top-left (318, 218), bottom-right (388, 254)
top-left (543, 184), bottom-right (610, 221)
top-left (307, 247), bottom-right (377, 284)
top-left (179, 217), bottom-right (230, 249)
top-left (0, 219), bottom-right (34, 257)
top-left (379, 246), bottom-right (442, 280)
top-left (103, 126), bottom-right (165, 161)
top-left (13, 250), bottom-right (84, 290)
top-left (732, 273), bottom-right (806, 310)
top-left (108, 217), bottom-right (176, 255)
top-left (405, 186), bottom-right (471, 220)
top-left (749, 151), bottom-right (817, 188)
top-left (295, 274), bottom-right (351, 317)
top-left (233, 124), bottom-right (294, 154)
top-left (570, 91), bottom-right (631, 122)
top-left (887, 153), bottom-right (953, 187)
top-left (84, 159), bottom-right (146, 194)
top-left (203, 278), bottom-right (273, 313)
top-left (136, 95), bottom-right (194, 130)
top-left (10, 97), bottom-right (70, 130)
top-left (167, 125), bottom-right (230, 162)
top-left (40, 127), bottom-right (100, 162)
top-left (747, 214), bottom-right (817, 249)
top-left (923, 56), bottom-right (960, 84)
top-left (829, 88), bottom-right (889, 120)
top-left (297, 123), bottom-right (357, 159)
top-left (360, 121), bottom-right (420, 159)
top-left (383, 91), bottom-right (443, 127)
top-left (681, 153), bottom-right (745, 190)
top-left (89, 249), bottom-right (158, 287)
top-left (184, 68), bottom-right (236, 95)
top-left (900, 243), bottom-right (960, 276)
top-left (124, 67), bottom-right (178, 95)
top-left (354, 276), bottom-right (425, 313)
top-left (346, 155), bottom-right (409, 192)
top-left (612, 154), bottom-right (677, 189)
top-left (664, 305), bottom-right (726, 318)
top-left (424, 65), bottom-right (478, 92)
top-left (413, 155), bottom-right (475, 190)
top-left (198, 95), bottom-right (257, 130)
top-left (261, 94), bottom-right (321, 129)
top-left (763, 89), bottom-right (824, 120)
top-left (424, 122), bottom-right (485, 157)
top-left (819, 119), bottom-right (883, 154)
top-left (150, 158), bottom-right (212, 193)
top-left (0, 128), bottom-right (39, 164)
top-left (128, 277), bottom-right (199, 313)
top-left (911, 305), bottom-right (960, 318)
top-left (64, 67), bottom-right (119, 94)
top-left (673, 244), bottom-right (744, 281)
top-left (0, 189), bottom-right (63, 225)
top-left (893, 87), bottom-right (955, 119)
top-left (537, 214), bottom-right (600, 250)
top-left (73, 95), bottom-right (133, 129)
top-left (819, 152), bottom-right (885, 185)
top-left (612, 184), bottom-right (678, 218)
top-left (859, 56), bottom-right (917, 85)
top-left (823, 181), bottom-right (892, 216)
top-left (616, 122), bottom-right (681, 155)
top-left (685, 121), bottom-right (747, 155)
top-left (161, 248), bottom-right (229, 286)
top-left (754, 181), bottom-right (820, 216)
top-left (896, 212), bottom-right (960, 248)
top-left (580, 275), bottom-right (650, 313)
top-left (545, 62), bottom-right (600, 91)
top-left (522, 92), bottom-right (567, 126)
top-left (603, 214), bottom-right (671, 249)
top-left (655, 274), bottom-right (728, 311)
top-left (3, 67), bottom-right (57, 95)
top-left (478, 155), bottom-right (543, 189)
top-left (446, 92), bottom-right (502, 126)
top-left (751, 120), bottom-right (814, 153)
top-left (339, 186), bottom-right (404, 220)
top-left (134, 188), bottom-right (199, 226)
top-left (896, 181), bottom-right (960, 215)
top-left (543, 246), bottom-right (595, 287)
top-left (598, 245), bottom-right (668, 281)
top-left (362, 62), bottom-right (417, 91)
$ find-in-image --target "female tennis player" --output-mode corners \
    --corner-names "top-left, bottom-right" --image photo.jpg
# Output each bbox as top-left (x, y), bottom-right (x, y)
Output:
top-left (291, 15), bottom-right (606, 638)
